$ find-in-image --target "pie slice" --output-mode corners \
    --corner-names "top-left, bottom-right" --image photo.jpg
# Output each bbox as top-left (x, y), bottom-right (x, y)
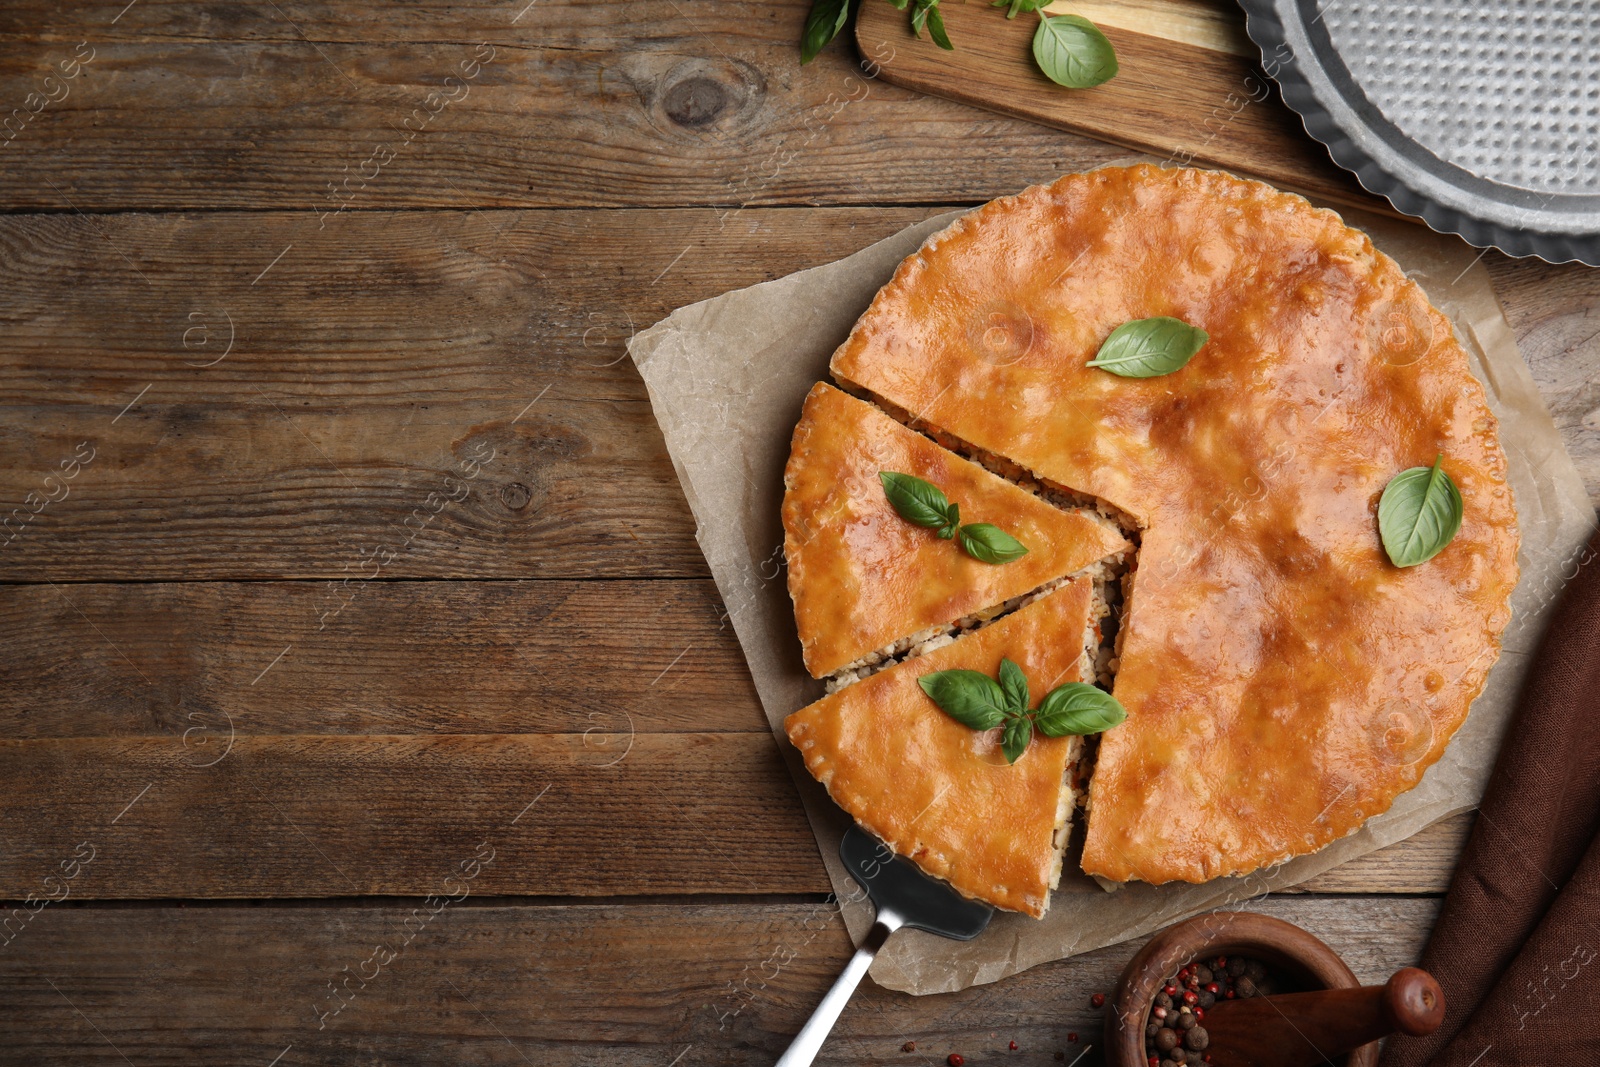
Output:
top-left (784, 382), bottom-right (1127, 681)
top-left (829, 165), bottom-right (1520, 885)
top-left (785, 578), bottom-right (1101, 916)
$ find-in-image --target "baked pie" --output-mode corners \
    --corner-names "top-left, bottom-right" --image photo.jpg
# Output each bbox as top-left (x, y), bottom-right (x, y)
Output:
top-left (786, 579), bottom-right (1101, 916)
top-left (786, 164), bottom-right (1519, 904)
top-left (784, 382), bottom-right (1127, 682)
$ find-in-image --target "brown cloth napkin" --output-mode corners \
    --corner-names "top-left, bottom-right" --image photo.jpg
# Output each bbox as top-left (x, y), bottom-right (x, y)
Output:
top-left (1381, 527), bottom-right (1600, 1067)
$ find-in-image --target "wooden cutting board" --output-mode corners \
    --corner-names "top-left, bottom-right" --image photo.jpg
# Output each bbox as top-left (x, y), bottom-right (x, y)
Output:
top-left (854, 0), bottom-right (1389, 214)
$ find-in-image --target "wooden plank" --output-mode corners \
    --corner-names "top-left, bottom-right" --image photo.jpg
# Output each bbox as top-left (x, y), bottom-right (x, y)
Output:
top-left (1486, 253), bottom-right (1600, 504)
top-left (0, 14), bottom-right (1131, 211)
top-left (855, 0), bottom-right (1381, 213)
top-left (1289, 812), bottom-right (1473, 895)
top-left (0, 896), bottom-right (1438, 1065)
top-left (0, 398), bottom-right (712, 580)
top-left (0, 579), bottom-right (767, 739)
top-left (0, 733), bottom-right (828, 899)
top-left (0, 206), bottom-right (937, 580)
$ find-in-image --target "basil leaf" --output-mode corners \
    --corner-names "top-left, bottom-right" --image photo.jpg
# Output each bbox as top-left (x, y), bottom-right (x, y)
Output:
top-left (937, 501), bottom-right (960, 540)
top-left (887, 0), bottom-right (909, 9)
top-left (998, 657), bottom-right (1030, 715)
top-left (958, 522), bottom-right (1029, 564)
top-left (910, 0), bottom-right (929, 36)
top-left (922, 1), bottom-right (953, 49)
top-left (1035, 682), bottom-right (1128, 736)
top-left (1378, 454), bottom-right (1464, 567)
top-left (800, 0), bottom-right (851, 65)
top-left (919, 669), bottom-right (1008, 731)
top-left (1001, 715), bottom-right (1032, 764)
top-left (880, 471), bottom-right (954, 530)
top-left (1086, 316), bottom-right (1208, 377)
top-left (1032, 13), bottom-right (1118, 89)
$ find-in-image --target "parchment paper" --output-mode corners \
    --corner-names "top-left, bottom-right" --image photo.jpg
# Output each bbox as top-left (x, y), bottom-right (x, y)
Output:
top-left (627, 173), bottom-right (1597, 995)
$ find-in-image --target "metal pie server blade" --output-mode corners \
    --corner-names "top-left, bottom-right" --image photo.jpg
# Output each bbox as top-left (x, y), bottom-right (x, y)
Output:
top-left (774, 826), bottom-right (994, 1066)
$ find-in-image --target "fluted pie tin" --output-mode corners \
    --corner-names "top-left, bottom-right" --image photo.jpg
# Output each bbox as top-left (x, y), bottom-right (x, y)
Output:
top-left (1240, 0), bottom-right (1600, 265)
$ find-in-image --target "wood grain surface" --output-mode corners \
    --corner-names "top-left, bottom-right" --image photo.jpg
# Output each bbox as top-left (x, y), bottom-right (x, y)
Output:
top-left (1, 0), bottom-right (1596, 1060)
top-left (0, 897), bottom-right (1436, 1066)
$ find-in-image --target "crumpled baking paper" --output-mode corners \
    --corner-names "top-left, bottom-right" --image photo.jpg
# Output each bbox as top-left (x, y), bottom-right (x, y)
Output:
top-left (626, 175), bottom-right (1596, 995)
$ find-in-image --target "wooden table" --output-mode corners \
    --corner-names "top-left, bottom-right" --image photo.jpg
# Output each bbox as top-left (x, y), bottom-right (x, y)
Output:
top-left (0, 2), bottom-right (1595, 1063)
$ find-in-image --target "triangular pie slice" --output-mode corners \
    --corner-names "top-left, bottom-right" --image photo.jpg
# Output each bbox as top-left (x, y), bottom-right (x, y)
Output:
top-left (785, 578), bottom-right (1100, 916)
top-left (783, 382), bottom-right (1127, 680)
top-left (829, 165), bottom-right (1520, 884)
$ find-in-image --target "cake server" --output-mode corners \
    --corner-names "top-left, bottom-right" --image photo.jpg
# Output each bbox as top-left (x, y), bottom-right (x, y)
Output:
top-left (775, 826), bottom-right (993, 1066)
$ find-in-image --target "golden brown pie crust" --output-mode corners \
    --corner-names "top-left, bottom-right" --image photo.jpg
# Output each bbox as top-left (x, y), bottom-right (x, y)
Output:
top-left (785, 579), bottom-right (1097, 916)
top-left (830, 165), bottom-right (1520, 885)
top-left (783, 382), bottom-right (1126, 679)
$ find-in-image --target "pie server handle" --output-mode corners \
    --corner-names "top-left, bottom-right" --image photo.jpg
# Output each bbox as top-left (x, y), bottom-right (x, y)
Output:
top-left (773, 908), bottom-right (904, 1067)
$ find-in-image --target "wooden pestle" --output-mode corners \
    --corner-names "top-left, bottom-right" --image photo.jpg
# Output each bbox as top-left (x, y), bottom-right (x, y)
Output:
top-left (1199, 967), bottom-right (1445, 1067)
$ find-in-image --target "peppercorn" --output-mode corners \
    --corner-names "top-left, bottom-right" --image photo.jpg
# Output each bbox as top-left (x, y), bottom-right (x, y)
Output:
top-left (1146, 1023), bottom-right (1161, 1039)
top-left (1197, 991), bottom-right (1215, 1009)
top-left (1164, 984), bottom-right (1179, 997)
top-left (1153, 1006), bottom-right (1169, 1020)
top-left (1177, 1013), bottom-right (1197, 1031)
top-left (948, 1055), bottom-right (965, 1067)
top-left (1155, 991), bottom-right (1173, 1009)
top-left (1193, 1006), bottom-right (1206, 1021)
top-left (1067, 1033), bottom-right (1078, 1042)
top-left (1010, 1041), bottom-right (1018, 1051)
top-left (903, 1042), bottom-right (916, 1053)
top-left (1235, 976), bottom-right (1257, 999)
top-left (1091, 991), bottom-right (1107, 1009)
top-left (1245, 961), bottom-right (1266, 982)
top-left (1182, 990), bottom-right (1199, 1006)
top-left (1227, 957), bottom-right (1246, 977)
top-left (1155, 1029), bottom-right (1179, 1053)
top-left (1185, 1026), bottom-right (1210, 1051)
top-left (1193, 965), bottom-right (1213, 984)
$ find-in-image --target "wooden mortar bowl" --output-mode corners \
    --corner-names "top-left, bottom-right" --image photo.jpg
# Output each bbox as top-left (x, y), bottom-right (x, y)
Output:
top-left (1105, 911), bottom-right (1375, 1067)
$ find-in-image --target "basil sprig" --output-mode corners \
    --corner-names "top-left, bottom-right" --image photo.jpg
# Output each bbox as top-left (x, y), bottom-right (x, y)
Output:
top-left (1087, 316), bottom-right (1209, 378)
top-left (1032, 12), bottom-right (1118, 89)
top-left (879, 472), bottom-right (1028, 563)
top-left (1378, 454), bottom-right (1464, 567)
top-left (991, 0), bottom-right (1048, 18)
top-left (797, 0), bottom-right (1117, 92)
top-left (919, 657), bottom-right (1128, 764)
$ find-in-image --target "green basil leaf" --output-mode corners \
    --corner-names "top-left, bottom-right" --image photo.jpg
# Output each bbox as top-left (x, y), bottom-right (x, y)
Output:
top-left (800, 0), bottom-right (851, 65)
top-left (1001, 715), bottom-right (1032, 764)
top-left (1032, 13), bottom-right (1118, 89)
top-left (937, 501), bottom-right (960, 540)
top-left (958, 522), bottom-right (1029, 564)
top-left (924, 2), bottom-right (953, 49)
top-left (880, 471), bottom-right (954, 530)
top-left (1086, 316), bottom-right (1208, 377)
top-left (1378, 454), bottom-right (1464, 567)
top-left (918, 670), bottom-right (1008, 731)
top-left (887, 0), bottom-right (909, 9)
top-left (1035, 682), bottom-right (1128, 736)
top-left (910, 0), bottom-right (929, 36)
top-left (998, 657), bottom-right (1030, 715)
